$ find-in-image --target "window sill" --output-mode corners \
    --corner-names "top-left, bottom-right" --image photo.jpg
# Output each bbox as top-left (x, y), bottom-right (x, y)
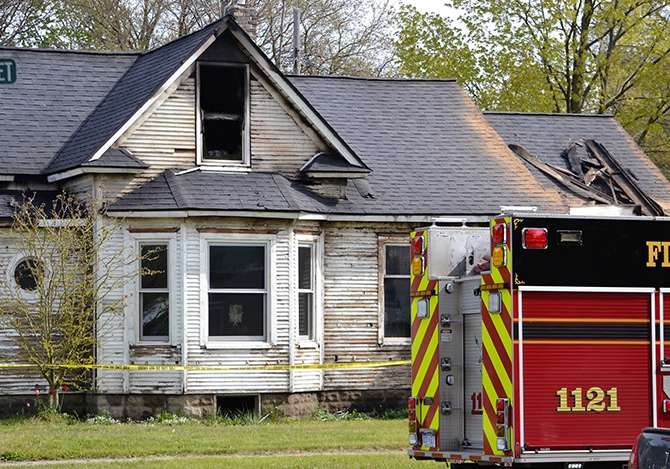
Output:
top-left (130, 342), bottom-right (174, 347)
top-left (198, 162), bottom-right (250, 171)
top-left (381, 337), bottom-right (411, 347)
top-left (297, 340), bottom-right (319, 350)
top-left (203, 340), bottom-right (272, 350)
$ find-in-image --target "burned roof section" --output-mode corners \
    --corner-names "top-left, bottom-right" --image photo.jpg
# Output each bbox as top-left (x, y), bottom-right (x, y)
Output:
top-left (509, 139), bottom-right (664, 216)
top-left (486, 112), bottom-right (670, 215)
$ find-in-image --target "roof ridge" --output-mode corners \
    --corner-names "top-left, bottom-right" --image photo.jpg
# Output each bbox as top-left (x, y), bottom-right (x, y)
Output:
top-left (288, 75), bottom-right (458, 84)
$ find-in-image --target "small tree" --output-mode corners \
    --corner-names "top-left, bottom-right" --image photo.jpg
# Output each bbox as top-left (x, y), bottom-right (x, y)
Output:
top-left (0, 191), bottom-right (131, 409)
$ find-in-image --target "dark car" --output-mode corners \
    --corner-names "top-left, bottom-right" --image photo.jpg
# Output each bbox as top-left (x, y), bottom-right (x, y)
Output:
top-left (628, 428), bottom-right (670, 469)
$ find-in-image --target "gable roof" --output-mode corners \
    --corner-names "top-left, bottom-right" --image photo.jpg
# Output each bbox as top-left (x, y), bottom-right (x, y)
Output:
top-left (485, 112), bottom-right (670, 215)
top-left (1, 15), bottom-right (366, 180)
top-left (45, 20), bottom-right (225, 175)
top-left (110, 76), bottom-right (568, 219)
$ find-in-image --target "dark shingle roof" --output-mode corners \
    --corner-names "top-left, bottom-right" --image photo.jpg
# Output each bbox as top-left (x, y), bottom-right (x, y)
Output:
top-left (109, 169), bottom-right (334, 214)
top-left (0, 48), bottom-right (137, 175)
top-left (288, 76), bottom-right (565, 216)
top-left (83, 148), bottom-right (147, 168)
top-left (485, 112), bottom-right (670, 214)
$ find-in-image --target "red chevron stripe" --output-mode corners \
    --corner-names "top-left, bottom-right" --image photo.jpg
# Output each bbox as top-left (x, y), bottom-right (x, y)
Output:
top-left (412, 305), bottom-right (438, 383)
top-left (482, 313), bottom-right (512, 379)
top-left (482, 396), bottom-right (495, 454)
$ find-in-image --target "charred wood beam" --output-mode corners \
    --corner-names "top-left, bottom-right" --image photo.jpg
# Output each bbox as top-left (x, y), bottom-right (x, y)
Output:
top-left (583, 140), bottom-right (664, 217)
top-left (508, 144), bottom-right (615, 205)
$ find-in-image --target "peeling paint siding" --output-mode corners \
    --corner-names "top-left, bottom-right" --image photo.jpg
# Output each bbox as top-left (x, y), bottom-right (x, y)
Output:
top-left (186, 370), bottom-right (290, 394)
top-left (0, 229), bottom-right (45, 393)
top-left (250, 81), bottom-right (322, 175)
top-left (292, 373), bottom-right (322, 392)
top-left (96, 224), bottom-right (132, 393)
top-left (116, 78), bottom-right (321, 187)
top-left (321, 225), bottom-right (410, 390)
top-left (62, 175), bottom-right (95, 200)
top-left (183, 220), bottom-right (295, 394)
top-left (120, 79), bottom-right (196, 173)
top-left (123, 223), bottom-right (185, 394)
top-left (183, 224), bottom-right (201, 366)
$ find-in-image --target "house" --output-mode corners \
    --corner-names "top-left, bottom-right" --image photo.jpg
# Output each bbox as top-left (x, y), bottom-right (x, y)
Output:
top-left (0, 5), bottom-right (669, 419)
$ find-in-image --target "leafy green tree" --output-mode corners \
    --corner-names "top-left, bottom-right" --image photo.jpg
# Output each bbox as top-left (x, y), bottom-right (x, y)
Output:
top-left (0, 192), bottom-right (134, 409)
top-left (393, 0), bottom-right (670, 175)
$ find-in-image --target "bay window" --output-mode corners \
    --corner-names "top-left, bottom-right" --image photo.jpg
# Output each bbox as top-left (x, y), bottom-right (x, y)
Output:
top-left (207, 243), bottom-right (268, 340)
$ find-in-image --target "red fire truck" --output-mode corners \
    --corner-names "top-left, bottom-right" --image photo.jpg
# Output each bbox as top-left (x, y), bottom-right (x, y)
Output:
top-left (408, 213), bottom-right (670, 468)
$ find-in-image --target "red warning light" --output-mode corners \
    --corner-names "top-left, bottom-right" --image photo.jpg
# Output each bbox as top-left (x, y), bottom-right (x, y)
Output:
top-left (492, 223), bottom-right (506, 245)
top-left (411, 236), bottom-right (424, 257)
top-left (522, 228), bottom-right (548, 249)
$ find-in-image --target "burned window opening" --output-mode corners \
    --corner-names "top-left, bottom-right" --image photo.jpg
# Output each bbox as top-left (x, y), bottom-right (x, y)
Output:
top-left (14, 258), bottom-right (42, 291)
top-left (199, 64), bottom-right (246, 162)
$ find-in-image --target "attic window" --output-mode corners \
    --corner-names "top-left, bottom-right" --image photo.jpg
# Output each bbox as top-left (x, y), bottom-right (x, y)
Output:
top-left (197, 63), bottom-right (249, 165)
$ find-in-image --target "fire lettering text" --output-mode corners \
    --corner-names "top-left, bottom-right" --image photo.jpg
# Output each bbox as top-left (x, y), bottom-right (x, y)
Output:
top-left (646, 241), bottom-right (670, 267)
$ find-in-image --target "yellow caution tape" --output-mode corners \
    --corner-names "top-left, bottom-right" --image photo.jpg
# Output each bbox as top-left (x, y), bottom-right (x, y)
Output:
top-left (0, 360), bottom-right (410, 372)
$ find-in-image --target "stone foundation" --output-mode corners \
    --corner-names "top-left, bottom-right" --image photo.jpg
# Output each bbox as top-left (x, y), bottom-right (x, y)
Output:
top-left (0, 389), bottom-right (409, 420)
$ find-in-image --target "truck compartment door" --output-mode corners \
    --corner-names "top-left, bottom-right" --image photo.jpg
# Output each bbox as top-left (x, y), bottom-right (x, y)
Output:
top-left (518, 288), bottom-right (653, 451)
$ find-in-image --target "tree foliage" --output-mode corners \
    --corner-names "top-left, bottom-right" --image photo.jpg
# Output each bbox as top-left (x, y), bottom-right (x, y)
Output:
top-left (0, 0), bottom-right (396, 77)
top-left (393, 0), bottom-right (670, 176)
top-left (0, 192), bottom-right (133, 408)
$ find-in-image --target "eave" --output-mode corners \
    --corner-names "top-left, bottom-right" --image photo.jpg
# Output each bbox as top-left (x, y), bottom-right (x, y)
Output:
top-left (104, 208), bottom-right (493, 224)
top-left (47, 166), bottom-right (147, 183)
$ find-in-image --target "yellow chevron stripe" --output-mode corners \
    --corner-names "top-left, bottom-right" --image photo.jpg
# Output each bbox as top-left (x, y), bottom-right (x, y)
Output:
top-left (482, 217), bottom-right (514, 456)
top-left (482, 369), bottom-right (499, 451)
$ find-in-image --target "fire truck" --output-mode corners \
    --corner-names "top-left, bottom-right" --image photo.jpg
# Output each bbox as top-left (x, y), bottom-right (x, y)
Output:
top-left (408, 212), bottom-right (670, 468)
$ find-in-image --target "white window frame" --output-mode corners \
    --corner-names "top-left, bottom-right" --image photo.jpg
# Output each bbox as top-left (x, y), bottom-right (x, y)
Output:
top-left (200, 233), bottom-right (276, 349)
top-left (132, 235), bottom-right (175, 344)
top-left (6, 253), bottom-right (45, 301)
top-left (196, 62), bottom-right (250, 168)
top-left (296, 234), bottom-right (323, 347)
top-left (378, 237), bottom-right (411, 345)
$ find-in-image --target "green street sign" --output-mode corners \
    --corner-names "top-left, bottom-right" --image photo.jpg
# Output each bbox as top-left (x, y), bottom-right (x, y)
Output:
top-left (0, 59), bottom-right (16, 84)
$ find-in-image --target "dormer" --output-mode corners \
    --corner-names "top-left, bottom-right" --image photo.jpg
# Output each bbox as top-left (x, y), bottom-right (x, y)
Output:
top-left (197, 62), bottom-right (250, 167)
top-left (300, 152), bottom-right (370, 199)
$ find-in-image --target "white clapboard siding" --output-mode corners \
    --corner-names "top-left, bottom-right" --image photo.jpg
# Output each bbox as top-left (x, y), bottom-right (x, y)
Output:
top-left (118, 223), bottom-right (185, 394)
top-left (321, 224), bottom-right (411, 390)
top-left (95, 219), bottom-right (133, 393)
top-left (118, 79), bottom-right (197, 193)
top-left (250, 80), bottom-right (323, 175)
top-left (117, 77), bottom-right (322, 190)
top-left (183, 220), bottom-right (294, 394)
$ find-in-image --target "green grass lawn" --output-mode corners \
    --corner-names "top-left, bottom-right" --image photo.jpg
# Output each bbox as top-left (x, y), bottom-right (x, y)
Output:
top-left (0, 413), bottom-right (429, 468)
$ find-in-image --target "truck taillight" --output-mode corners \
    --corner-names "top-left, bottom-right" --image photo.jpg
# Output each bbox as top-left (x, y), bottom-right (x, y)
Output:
top-left (408, 396), bottom-right (419, 446)
top-left (411, 235), bottom-right (424, 257)
top-left (492, 245), bottom-right (507, 267)
top-left (663, 399), bottom-right (670, 413)
top-left (495, 398), bottom-right (510, 451)
top-left (411, 235), bottom-right (425, 276)
top-left (522, 227), bottom-right (548, 249)
top-left (492, 222), bottom-right (506, 244)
